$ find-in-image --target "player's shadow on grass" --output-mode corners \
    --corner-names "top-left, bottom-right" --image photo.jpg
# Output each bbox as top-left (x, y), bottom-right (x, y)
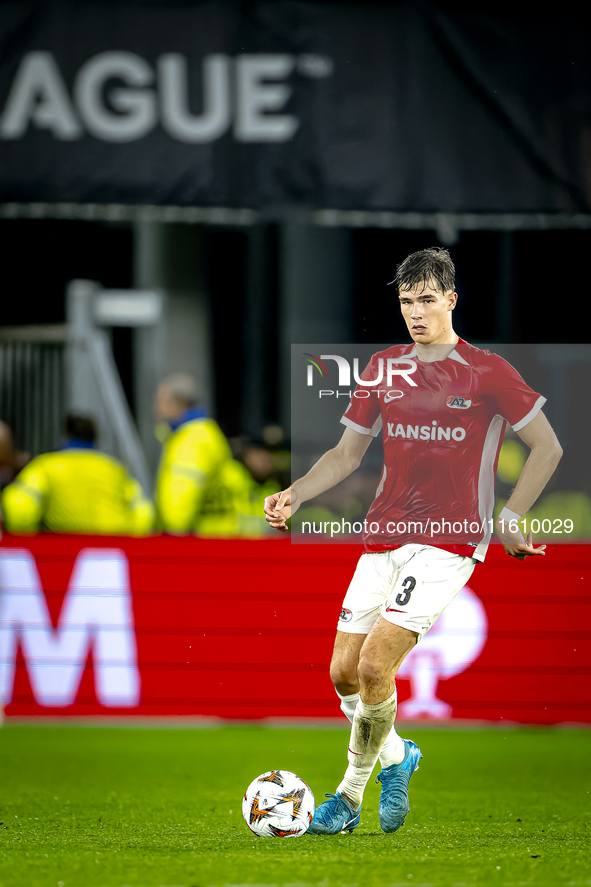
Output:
top-left (304, 831), bottom-right (386, 838)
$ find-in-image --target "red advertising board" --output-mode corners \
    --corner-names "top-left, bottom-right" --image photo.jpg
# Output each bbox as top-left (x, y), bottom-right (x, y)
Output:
top-left (0, 535), bottom-right (589, 724)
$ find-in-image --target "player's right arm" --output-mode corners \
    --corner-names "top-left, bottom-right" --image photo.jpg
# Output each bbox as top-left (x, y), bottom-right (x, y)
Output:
top-left (264, 426), bottom-right (373, 531)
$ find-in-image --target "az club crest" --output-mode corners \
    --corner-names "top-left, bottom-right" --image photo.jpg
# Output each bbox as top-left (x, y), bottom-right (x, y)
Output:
top-left (446, 395), bottom-right (472, 409)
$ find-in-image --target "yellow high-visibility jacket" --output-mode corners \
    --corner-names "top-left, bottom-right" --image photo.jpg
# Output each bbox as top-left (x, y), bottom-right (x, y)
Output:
top-left (155, 417), bottom-right (271, 537)
top-left (1, 448), bottom-right (154, 536)
top-left (197, 457), bottom-right (258, 538)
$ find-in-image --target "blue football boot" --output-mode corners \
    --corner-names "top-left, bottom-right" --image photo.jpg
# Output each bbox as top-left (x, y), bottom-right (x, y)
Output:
top-left (307, 792), bottom-right (361, 835)
top-left (375, 739), bottom-right (423, 833)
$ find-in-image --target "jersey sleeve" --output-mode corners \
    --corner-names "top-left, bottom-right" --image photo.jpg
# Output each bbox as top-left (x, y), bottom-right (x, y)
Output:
top-left (486, 355), bottom-right (546, 431)
top-left (340, 353), bottom-right (383, 437)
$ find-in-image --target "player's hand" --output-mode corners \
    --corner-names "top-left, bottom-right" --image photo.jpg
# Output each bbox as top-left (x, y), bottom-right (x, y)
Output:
top-left (495, 518), bottom-right (546, 560)
top-left (264, 488), bottom-right (299, 532)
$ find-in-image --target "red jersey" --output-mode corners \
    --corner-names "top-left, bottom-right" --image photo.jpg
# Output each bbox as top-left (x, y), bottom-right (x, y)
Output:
top-left (340, 339), bottom-right (545, 561)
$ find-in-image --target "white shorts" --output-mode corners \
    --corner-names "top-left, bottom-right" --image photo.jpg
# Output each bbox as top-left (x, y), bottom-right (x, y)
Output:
top-left (337, 544), bottom-right (477, 641)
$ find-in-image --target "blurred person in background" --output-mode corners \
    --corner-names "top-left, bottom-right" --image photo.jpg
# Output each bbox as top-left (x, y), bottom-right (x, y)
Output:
top-left (293, 470), bottom-right (375, 536)
top-left (1, 414), bottom-right (153, 535)
top-left (0, 420), bottom-right (14, 492)
top-left (155, 373), bottom-right (256, 536)
top-left (231, 436), bottom-right (283, 535)
top-left (0, 419), bottom-right (31, 490)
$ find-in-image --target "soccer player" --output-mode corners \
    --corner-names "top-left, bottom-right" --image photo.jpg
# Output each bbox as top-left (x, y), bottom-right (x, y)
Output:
top-left (264, 248), bottom-right (562, 835)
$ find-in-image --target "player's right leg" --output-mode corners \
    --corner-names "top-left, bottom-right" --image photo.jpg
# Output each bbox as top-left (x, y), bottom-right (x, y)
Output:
top-left (352, 617), bottom-right (421, 832)
top-left (309, 618), bottom-right (417, 836)
top-left (308, 553), bottom-right (407, 836)
top-left (335, 618), bottom-right (418, 819)
top-left (306, 632), bottom-right (365, 835)
top-left (333, 554), bottom-right (408, 765)
top-left (331, 630), bottom-right (407, 770)
top-left (330, 630), bottom-right (364, 697)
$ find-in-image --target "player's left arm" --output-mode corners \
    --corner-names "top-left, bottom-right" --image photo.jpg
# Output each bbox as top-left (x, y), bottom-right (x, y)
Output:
top-left (495, 410), bottom-right (563, 559)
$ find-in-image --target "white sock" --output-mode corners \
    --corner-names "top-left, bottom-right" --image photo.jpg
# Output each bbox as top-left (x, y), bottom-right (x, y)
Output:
top-left (336, 691), bottom-right (397, 810)
top-left (337, 689), bottom-right (405, 768)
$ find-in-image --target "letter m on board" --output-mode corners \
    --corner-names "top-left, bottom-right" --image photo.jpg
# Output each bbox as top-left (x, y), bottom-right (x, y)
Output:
top-left (0, 549), bottom-right (140, 707)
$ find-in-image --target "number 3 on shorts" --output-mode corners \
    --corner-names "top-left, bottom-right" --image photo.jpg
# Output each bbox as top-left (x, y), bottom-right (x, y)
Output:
top-left (395, 575), bottom-right (416, 607)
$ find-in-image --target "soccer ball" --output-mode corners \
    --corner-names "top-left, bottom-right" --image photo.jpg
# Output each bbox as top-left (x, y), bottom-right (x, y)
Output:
top-left (242, 770), bottom-right (315, 837)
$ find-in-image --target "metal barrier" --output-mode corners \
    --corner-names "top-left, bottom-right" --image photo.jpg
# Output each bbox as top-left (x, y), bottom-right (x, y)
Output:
top-left (0, 281), bottom-right (161, 495)
top-left (0, 325), bottom-right (67, 457)
top-left (66, 280), bottom-right (154, 495)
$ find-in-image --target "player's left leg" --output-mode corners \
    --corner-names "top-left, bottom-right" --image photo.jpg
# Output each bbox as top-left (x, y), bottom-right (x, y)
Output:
top-left (368, 547), bottom-right (477, 832)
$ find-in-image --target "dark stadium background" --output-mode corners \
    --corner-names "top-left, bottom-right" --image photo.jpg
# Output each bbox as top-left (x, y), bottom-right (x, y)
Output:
top-left (3, 222), bottom-right (590, 439)
top-left (0, 0), bottom-right (589, 727)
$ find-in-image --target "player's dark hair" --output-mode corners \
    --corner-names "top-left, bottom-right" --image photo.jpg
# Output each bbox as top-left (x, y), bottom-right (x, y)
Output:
top-left (64, 414), bottom-right (97, 443)
top-left (392, 247), bottom-right (455, 294)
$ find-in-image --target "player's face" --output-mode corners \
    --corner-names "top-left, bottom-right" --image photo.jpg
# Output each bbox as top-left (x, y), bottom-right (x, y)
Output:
top-left (398, 280), bottom-right (458, 344)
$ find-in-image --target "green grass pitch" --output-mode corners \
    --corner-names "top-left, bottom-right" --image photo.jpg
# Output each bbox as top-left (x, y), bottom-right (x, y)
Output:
top-left (1, 724), bottom-right (590, 887)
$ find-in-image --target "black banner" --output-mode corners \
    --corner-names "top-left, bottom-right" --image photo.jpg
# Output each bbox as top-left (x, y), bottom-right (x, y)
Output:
top-left (0, 1), bottom-right (589, 212)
